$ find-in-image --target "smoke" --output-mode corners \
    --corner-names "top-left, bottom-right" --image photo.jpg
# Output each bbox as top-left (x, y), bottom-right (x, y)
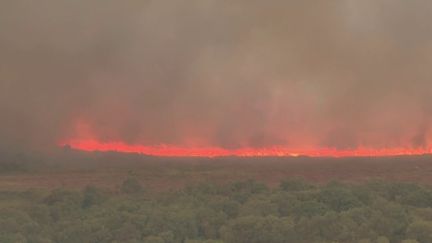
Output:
top-left (1, 0), bottom-right (432, 153)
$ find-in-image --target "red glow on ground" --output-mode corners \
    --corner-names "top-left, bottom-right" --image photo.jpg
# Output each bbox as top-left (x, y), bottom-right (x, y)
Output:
top-left (60, 139), bottom-right (432, 158)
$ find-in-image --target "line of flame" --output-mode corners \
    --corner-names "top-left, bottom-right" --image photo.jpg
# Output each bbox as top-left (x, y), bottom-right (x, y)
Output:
top-left (60, 139), bottom-right (432, 158)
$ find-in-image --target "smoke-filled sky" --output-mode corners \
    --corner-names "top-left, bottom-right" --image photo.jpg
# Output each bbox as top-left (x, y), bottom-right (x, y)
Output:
top-left (1, 0), bottom-right (432, 153)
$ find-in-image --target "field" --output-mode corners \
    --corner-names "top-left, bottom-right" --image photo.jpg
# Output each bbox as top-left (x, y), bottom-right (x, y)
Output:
top-left (3, 151), bottom-right (432, 242)
top-left (1, 150), bottom-right (432, 191)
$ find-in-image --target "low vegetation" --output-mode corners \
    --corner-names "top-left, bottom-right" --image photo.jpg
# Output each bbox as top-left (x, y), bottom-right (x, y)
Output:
top-left (2, 177), bottom-right (432, 243)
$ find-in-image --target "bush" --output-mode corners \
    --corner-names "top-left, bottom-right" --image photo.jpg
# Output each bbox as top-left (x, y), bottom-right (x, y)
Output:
top-left (2, 180), bottom-right (432, 242)
top-left (406, 220), bottom-right (432, 243)
top-left (121, 177), bottom-right (143, 194)
top-left (280, 178), bottom-right (314, 192)
top-left (221, 216), bottom-right (296, 243)
top-left (82, 186), bottom-right (106, 208)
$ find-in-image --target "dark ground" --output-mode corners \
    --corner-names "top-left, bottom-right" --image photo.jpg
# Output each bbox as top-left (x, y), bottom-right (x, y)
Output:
top-left (1, 150), bottom-right (432, 191)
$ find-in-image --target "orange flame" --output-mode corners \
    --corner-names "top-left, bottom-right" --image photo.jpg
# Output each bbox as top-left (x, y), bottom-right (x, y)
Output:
top-left (60, 139), bottom-right (432, 158)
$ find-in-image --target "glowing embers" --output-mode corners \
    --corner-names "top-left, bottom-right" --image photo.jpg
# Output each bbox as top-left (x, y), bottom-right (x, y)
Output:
top-left (60, 139), bottom-right (432, 158)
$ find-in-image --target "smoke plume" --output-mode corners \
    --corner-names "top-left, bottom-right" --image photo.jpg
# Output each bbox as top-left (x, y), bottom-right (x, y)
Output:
top-left (1, 0), bottom-right (432, 153)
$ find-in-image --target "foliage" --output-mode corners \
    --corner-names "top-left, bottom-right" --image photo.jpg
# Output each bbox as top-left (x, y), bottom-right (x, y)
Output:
top-left (121, 176), bottom-right (144, 194)
top-left (1, 178), bottom-right (432, 242)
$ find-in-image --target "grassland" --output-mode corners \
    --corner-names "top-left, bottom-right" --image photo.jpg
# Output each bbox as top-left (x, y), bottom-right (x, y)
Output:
top-left (1, 150), bottom-right (431, 192)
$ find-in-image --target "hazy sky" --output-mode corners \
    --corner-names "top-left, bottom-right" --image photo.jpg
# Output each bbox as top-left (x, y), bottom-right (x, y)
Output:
top-left (1, 0), bottom-right (432, 152)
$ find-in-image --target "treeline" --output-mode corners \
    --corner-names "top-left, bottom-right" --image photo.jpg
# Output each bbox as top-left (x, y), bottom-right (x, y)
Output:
top-left (2, 178), bottom-right (432, 243)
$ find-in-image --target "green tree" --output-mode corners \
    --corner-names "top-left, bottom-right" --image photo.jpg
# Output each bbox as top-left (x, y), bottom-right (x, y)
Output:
top-left (280, 178), bottom-right (314, 192)
top-left (295, 212), bottom-right (359, 243)
top-left (318, 186), bottom-right (362, 212)
top-left (239, 196), bottom-right (278, 217)
top-left (291, 200), bottom-right (328, 219)
top-left (368, 199), bottom-right (410, 242)
top-left (406, 220), bottom-right (432, 243)
top-left (221, 216), bottom-right (296, 243)
top-left (376, 236), bottom-right (390, 243)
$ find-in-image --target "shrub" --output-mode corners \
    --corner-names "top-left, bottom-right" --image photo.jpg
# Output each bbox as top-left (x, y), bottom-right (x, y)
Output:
top-left (121, 177), bottom-right (143, 194)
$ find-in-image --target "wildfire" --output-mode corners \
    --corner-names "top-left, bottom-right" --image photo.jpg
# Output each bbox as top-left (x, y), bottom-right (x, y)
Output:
top-left (60, 139), bottom-right (432, 158)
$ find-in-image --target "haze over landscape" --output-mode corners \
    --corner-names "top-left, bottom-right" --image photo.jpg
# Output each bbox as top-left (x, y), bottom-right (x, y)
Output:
top-left (5, 1), bottom-right (432, 243)
top-left (2, 0), bottom-right (432, 157)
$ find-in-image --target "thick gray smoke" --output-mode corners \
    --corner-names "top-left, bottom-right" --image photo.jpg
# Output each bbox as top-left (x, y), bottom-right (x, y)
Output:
top-left (1, 0), bottom-right (432, 152)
